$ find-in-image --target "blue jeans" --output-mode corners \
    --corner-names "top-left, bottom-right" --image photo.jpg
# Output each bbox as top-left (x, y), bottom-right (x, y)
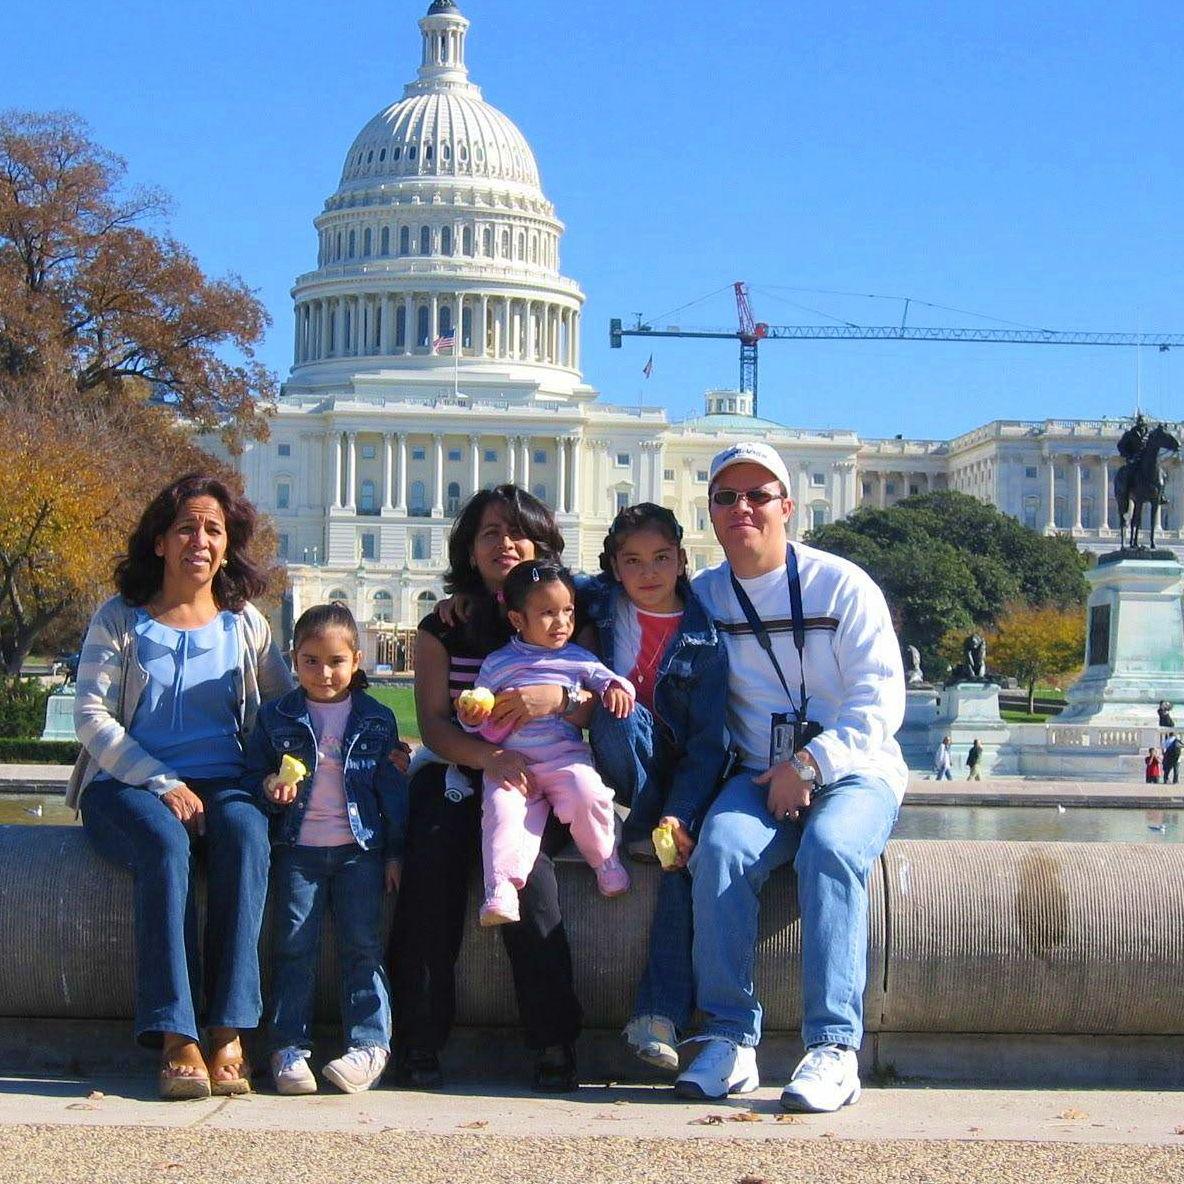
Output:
top-left (689, 769), bottom-right (899, 1049)
top-left (935, 767), bottom-right (953, 781)
top-left (589, 703), bottom-right (694, 1029)
top-left (588, 703), bottom-right (665, 842)
top-left (80, 776), bottom-right (270, 1045)
top-left (270, 844), bottom-right (390, 1053)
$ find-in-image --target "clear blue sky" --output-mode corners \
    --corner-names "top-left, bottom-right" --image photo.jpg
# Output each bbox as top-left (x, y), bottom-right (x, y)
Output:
top-left (6, 0), bottom-right (1183, 438)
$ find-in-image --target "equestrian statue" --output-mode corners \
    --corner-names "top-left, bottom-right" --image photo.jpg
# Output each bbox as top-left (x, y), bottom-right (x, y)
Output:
top-left (1114, 414), bottom-right (1180, 550)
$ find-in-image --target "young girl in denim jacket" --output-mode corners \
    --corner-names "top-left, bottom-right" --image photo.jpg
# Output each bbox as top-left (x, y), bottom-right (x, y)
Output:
top-left (245, 603), bottom-right (408, 1096)
top-left (580, 504), bottom-right (730, 1073)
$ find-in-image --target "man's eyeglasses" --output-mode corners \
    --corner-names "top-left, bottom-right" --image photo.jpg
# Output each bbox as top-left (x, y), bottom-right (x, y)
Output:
top-left (710, 486), bottom-right (784, 508)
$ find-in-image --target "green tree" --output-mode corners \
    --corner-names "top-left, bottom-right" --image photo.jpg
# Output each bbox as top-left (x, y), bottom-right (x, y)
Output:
top-left (808, 491), bottom-right (1088, 674)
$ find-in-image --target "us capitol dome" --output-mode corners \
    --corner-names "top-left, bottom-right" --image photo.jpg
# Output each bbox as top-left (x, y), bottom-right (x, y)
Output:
top-left (288, 0), bottom-right (586, 394)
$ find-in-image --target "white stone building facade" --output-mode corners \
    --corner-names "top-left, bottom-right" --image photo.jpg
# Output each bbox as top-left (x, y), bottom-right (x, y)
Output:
top-left (211, 1), bottom-right (1184, 661)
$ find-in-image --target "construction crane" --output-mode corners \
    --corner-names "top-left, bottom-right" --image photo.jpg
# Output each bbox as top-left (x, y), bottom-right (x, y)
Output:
top-left (610, 282), bottom-right (1184, 417)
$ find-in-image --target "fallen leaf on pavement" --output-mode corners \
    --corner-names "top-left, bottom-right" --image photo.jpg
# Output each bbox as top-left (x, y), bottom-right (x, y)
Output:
top-left (458, 1120), bottom-right (488, 1129)
top-left (819, 1130), bottom-right (837, 1139)
top-left (690, 1114), bottom-right (725, 1125)
top-left (728, 1111), bottom-right (763, 1122)
top-left (775, 1114), bottom-right (804, 1124)
top-left (968, 1126), bottom-right (983, 1133)
top-left (1057, 1108), bottom-right (1088, 1120)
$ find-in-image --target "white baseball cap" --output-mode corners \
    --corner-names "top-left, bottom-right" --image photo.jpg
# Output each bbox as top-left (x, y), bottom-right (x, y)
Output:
top-left (708, 441), bottom-right (792, 496)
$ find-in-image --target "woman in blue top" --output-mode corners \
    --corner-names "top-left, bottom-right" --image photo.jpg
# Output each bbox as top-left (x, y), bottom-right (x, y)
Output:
top-left (72, 474), bottom-right (292, 1099)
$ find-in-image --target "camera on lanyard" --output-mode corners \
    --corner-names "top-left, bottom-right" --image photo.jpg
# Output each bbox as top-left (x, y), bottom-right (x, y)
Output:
top-left (769, 713), bottom-right (824, 767)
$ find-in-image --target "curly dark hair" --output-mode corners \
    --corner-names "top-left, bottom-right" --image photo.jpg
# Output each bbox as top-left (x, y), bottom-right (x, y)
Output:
top-left (599, 502), bottom-right (684, 576)
top-left (502, 560), bottom-right (577, 616)
top-left (445, 484), bottom-right (563, 596)
top-left (114, 473), bottom-right (270, 612)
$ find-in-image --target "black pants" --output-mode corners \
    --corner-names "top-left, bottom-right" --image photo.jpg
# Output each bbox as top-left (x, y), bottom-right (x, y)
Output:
top-left (387, 762), bottom-right (582, 1054)
top-left (1165, 757), bottom-right (1180, 785)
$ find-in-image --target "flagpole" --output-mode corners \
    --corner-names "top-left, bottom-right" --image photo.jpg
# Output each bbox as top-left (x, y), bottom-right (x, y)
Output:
top-left (454, 334), bottom-right (459, 400)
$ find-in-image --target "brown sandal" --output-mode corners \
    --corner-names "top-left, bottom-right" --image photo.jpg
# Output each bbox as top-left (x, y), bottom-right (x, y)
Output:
top-left (159, 1040), bottom-right (211, 1101)
top-left (207, 1032), bottom-right (252, 1096)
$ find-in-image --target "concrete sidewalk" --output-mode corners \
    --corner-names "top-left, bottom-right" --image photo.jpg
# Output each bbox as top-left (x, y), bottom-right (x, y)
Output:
top-left (1, 1075), bottom-right (1183, 1183)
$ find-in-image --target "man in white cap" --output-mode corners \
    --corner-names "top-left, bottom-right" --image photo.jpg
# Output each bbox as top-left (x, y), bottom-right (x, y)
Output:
top-left (675, 441), bottom-right (907, 1112)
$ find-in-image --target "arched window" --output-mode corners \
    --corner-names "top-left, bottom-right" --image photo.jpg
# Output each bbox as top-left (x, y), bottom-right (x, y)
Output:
top-left (462, 226), bottom-right (473, 256)
top-left (501, 229), bottom-right (510, 257)
top-left (529, 235), bottom-right (537, 263)
top-left (373, 590), bottom-right (394, 622)
top-left (425, 144), bottom-right (434, 163)
top-left (334, 232), bottom-right (342, 260)
top-left (439, 305), bottom-right (453, 336)
top-left (348, 229), bottom-right (356, 258)
top-left (359, 480), bottom-right (376, 514)
top-left (416, 305), bottom-right (430, 348)
top-left (442, 143), bottom-right (451, 162)
top-left (327, 588), bottom-right (349, 604)
top-left (362, 228), bottom-right (371, 256)
top-left (447, 481), bottom-right (461, 515)
top-left (395, 305), bottom-right (407, 348)
top-left (441, 225), bottom-right (452, 255)
top-left (461, 306), bottom-right (473, 349)
top-left (409, 480), bottom-right (427, 515)
top-left (482, 227), bottom-right (492, 256)
top-left (380, 226), bottom-right (390, 255)
top-left (416, 591), bottom-right (438, 622)
top-left (408, 145), bottom-right (417, 161)
top-left (419, 226), bottom-right (431, 255)
top-left (1054, 496), bottom-right (1068, 530)
top-left (399, 226), bottom-right (410, 255)
top-left (516, 232), bottom-right (524, 260)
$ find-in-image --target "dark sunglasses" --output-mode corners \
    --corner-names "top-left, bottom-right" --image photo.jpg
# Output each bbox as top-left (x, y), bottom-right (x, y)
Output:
top-left (709, 486), bottom-right (784, 508)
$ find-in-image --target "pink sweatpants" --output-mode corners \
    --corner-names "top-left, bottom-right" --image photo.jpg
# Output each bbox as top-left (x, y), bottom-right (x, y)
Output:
top-left (481, 739), bottom-right (617, 897)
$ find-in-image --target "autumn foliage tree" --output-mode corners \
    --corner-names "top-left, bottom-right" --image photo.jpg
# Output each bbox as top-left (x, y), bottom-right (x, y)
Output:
top-left (0, 110), bottom-right (277, 671)
top-left (982, 602), bottom-right (1085, 713)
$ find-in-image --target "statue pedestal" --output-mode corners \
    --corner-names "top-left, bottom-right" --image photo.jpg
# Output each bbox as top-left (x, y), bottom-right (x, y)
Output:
top-left (897, 686), bottom-right (940, 769)
top-left (40, 686), bottom-right (77, 742)
top-left (932, 682), bottom-right (1012, 775)
top-left (1059, 554), bottom-right (1184, 725)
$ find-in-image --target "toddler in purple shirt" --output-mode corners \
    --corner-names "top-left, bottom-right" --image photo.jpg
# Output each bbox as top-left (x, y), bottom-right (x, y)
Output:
top-left (458, 561), bottom-right (635, 925)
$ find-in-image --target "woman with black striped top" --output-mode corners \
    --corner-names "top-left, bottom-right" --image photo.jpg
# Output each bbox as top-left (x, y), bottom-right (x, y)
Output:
top-left (387, 485), bottom-right (587, 1091)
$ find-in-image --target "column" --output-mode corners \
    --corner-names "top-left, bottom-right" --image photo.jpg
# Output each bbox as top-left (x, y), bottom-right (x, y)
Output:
top-left (479, 294), bottom-right (489, 358)
top-left (830, 464), bottom-right (843, 518)
top-left (402, 295), bottom-right (413, 355)
top-left (330, 431), bottom-right (343, 510)
top-left (1101, 458), bottom-right (1111, 530)
top-left (511, 302), bottom-right (521, 360)
top-left (1073, 454), bottom-right (1083, 531)
top-left (432, 433), bottom-right (444, 517)
top-left (293, 304), bottom-right (302, 366)
top-left (430, 294), bottom-right (439, 347)
top-left (469, 433), bottom-right (481, 496)
top-left (507, 434), bottom-right (517, 484)
top-left (526, 302), bottom-right (537, 361)
top-left (572, 310), bottom-right (581, 372)
top-left (570, 435), bottom-right (582, 513)
top-left (345, 432), bottom-right (357, 511)
top-left (1046, 452), bottom-right (1056, 528)
top-left (381, 295), bottom-right (393, 354)
top-left (877, 471), bottom-right (887, 509)
top-left (382, 433), bottom-right (394, 512)
top-left (520, 437), bottom-right (531, 489)
top-left (556, 435), bottom-right (568, 513)
top-left (396, 433), bottom-right (408, 515)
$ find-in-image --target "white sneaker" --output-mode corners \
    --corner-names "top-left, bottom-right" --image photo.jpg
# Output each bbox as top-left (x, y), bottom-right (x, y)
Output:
top-left (270, 1046), bottom-right (317, 1096)
top-left (673, 1037), bottom-right (758, 1100)
top-left (322, 1045), bottom-right (389, 1094)
top-left (780, 1043), bottom-right (861, 1112)
top-left (623, 1014), bottom-right (679, 1073)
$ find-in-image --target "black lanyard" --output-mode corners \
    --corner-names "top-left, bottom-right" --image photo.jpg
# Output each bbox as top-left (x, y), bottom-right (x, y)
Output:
top-left (729, 545), bottom-right (810, 721)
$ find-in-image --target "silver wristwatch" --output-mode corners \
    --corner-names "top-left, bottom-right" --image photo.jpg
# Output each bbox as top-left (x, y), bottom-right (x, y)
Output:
top-left (788, 754), bottom-right (818, 783)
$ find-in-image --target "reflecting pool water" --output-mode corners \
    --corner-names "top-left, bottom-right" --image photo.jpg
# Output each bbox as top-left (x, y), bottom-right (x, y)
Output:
top-left (896, 803), bottom-right (1183, 844)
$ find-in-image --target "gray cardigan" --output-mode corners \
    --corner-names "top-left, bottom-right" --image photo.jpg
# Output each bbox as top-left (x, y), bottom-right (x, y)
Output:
top-left (67, 595), bottom-right (294, 808)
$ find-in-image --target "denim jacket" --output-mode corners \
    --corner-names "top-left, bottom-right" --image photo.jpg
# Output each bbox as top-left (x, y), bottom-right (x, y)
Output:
top-left (244, 687), bottom-right (408, 861)
top-left (578, 573), bottom-right (731, 828)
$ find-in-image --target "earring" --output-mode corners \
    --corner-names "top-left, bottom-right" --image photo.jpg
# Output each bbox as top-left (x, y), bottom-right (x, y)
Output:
top-left (221, 558), bottom-right (229, 568)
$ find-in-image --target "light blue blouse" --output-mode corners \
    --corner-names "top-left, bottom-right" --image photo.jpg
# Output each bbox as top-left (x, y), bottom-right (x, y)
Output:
top-left (123, 609), bottom-right (246, 782)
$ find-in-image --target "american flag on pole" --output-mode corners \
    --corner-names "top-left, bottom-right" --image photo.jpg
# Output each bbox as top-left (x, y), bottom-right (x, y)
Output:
top-left (642, 354), bottom-right (653, 379)
top-left (433, 328), bottom-right (456, 353)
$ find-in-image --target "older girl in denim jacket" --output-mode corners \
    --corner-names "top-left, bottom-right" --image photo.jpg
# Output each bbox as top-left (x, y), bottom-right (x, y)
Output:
top-left (579, 504), bottom-right (730, 1073)
top-left (245, 603), bottom-right (408, 1096)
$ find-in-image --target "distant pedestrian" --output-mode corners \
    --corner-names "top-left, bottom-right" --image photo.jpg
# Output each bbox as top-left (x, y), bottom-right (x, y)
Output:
top-left (966, 739), bottom-right (983, 781)
top-left (933, 736), bottom-right (953, 781)
top-left (1162, 733), bottom-right (1180, 785)
top-left (1145, 746), bottom-right (1163, 784)
top-left (1159, 701), bottom-right (1175, 728)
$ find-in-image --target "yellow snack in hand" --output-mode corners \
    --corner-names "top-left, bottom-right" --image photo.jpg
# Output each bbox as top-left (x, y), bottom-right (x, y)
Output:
top-left (457, 687), bottom-right (496, 715)
top-left (277, 754), bottom-right (308, 785)
top-left (652, 822), bottom-right (679, 869)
